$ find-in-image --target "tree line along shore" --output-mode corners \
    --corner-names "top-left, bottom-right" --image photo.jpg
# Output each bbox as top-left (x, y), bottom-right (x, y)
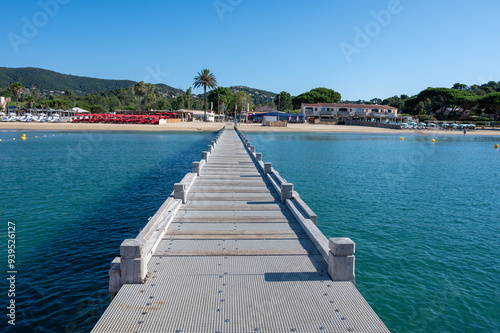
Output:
top-left (1, 68), bottom-right (499, 124)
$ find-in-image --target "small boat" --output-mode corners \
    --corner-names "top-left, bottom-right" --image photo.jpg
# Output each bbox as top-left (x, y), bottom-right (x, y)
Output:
top-left (49, 114), bottom-right (61, 122)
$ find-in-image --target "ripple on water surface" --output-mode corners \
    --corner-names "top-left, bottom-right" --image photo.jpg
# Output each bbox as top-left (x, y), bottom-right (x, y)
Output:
top-left (246, 132), bottom-right (500, 333)
top-left (0, 131), bottom-right (216, 332)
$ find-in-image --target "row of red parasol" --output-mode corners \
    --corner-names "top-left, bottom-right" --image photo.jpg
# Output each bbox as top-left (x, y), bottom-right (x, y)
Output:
top-left (72, 112), bottom-right (178, 124)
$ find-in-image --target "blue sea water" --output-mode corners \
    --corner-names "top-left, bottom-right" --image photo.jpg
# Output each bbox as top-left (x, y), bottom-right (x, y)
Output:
top-left (0, 130), bottom-right (499, 332)
top-left (245, 132), bottom-right (500, 333)
top-left (0, 130), bottom-right (216, 333)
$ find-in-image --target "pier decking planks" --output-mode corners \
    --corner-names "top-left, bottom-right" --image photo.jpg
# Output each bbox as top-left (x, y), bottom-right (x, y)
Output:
top-left (92, 127), bottom-right (389, 333)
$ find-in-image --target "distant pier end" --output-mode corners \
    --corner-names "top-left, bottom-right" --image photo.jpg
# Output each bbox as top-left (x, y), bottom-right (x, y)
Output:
top-left (94, 125), bottom-right (389, 333)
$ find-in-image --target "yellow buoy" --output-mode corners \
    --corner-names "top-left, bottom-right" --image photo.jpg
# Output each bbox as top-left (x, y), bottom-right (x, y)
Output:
top-left (495, 144), bottom-right (499, 149)
top-left (400, 137), bottom-right (404, 141)
top-left (21, 134), bottom-right (26, 140)
top-left (431, 139), bottom-right (435, 143)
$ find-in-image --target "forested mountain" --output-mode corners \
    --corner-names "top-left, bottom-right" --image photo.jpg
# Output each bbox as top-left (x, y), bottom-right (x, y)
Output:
top-left (0, 67), bottom-right (136, 95)
top-left (196, 86), bottom-right (276, 107)
top-left (0, 67), bottom-right (273, 105)
top-left (0, 67), bottom-right (183, 96)
top-left (3, 67), bottom-right (498, 120)
top-left (229, 86), bottom-right (276, 106)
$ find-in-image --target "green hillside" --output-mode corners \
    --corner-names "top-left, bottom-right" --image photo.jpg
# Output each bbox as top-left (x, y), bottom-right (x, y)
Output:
top-left (195, 86), bottom-right (277, 106)
top-left (0, 67), bottom-right (278, 109)
top-left (230, 86), bottom-right (277, 106)
top-left (0, 67), bottom-right (137, 95)
top-left (0, 67), bottom-right (184, 97)
top-left (154, 83), bottom-right (184, 97)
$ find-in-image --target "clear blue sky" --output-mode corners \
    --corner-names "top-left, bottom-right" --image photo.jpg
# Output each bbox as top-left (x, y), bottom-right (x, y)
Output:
top-left (1, 0), bottom-right (499, 101)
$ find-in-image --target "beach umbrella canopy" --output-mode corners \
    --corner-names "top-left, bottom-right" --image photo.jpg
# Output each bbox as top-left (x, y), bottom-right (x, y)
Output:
top-left (418, 122), bottom-right (426, 126)
top-left (70, 107), bottom-right (90, 113)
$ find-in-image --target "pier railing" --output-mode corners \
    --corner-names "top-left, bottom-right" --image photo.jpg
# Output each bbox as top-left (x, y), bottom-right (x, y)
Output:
top-left (109, 126), bottom-right (226, 299)
top-left (109, 125), bottom-right (354, 300)
top-left (235, 127), bottom-right (356, 284)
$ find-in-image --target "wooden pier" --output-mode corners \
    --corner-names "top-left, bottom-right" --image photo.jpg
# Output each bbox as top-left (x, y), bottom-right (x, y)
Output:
top-left (93, 125), bottom-right (389, 333)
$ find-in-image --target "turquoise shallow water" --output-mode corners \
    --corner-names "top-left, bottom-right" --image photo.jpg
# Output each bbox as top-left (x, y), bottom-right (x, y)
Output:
top-left (246, 132), bottom-right (500, 333)
top-left (0, 130), bottom-right (216, 332)
top-left (1, 130), bottom-right (499, 332)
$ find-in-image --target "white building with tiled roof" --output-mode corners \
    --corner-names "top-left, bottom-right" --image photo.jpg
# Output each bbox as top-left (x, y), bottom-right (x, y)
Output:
top-left (301, 103), bottom-right (400, 123)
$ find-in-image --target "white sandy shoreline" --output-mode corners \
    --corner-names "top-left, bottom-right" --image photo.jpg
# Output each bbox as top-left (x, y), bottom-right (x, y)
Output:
top-left (1, 121), bottom-right (499, 136)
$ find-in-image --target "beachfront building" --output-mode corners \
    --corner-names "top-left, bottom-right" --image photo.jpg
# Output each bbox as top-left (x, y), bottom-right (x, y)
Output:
top-left (176, 109), bottom-right (217, 122)
top-left (301, 103), bottom-right (409, 127)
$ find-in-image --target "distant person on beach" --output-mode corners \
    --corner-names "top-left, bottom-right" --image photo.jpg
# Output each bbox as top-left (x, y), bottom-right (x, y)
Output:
top-left (464, 128), bottom-right (467, 135)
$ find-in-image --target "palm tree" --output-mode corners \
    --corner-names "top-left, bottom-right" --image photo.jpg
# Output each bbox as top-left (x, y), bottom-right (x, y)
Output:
top-left (193, 69), bottom-right (218, 121)
top-left (9, 82), bottom-right (24, 112)
top-left (25, 96), bottom-right (36, 109)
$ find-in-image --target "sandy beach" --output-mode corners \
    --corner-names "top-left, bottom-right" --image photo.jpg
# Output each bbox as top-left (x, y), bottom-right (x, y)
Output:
top-left (1, 121), bottom-right (499, 136)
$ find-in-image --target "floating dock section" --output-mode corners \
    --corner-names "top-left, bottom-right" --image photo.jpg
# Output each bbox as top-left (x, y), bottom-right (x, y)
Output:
top-left (93, 126), bottom-right (390, 333)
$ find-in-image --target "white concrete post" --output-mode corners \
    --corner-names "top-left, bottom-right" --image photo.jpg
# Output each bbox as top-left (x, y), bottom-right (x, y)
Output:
top-left (207, 145), bottom-right (213, 153)
top-left (250, 146), bottom-right (255, 153)
top-left (211, 141), bottom-right (215, 148)
top-left (192, 162), bottom-right (200, 176)
top-left (264, 162), bottom-right (272, 176)
top-left (174, 183), bottom-right (187, 203)
top-left (256, 153), bottom-right (262, 162)
top-left (202, 151), bottom-right (209, 161)
top-left (120, 239), bottom-right (146, 285)
top-left (109, 257), bottom-right (121, 299)
top-left (328, 238), bottom-right (355, 285)
top-left (281, 183), bottom-right (294, 203)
